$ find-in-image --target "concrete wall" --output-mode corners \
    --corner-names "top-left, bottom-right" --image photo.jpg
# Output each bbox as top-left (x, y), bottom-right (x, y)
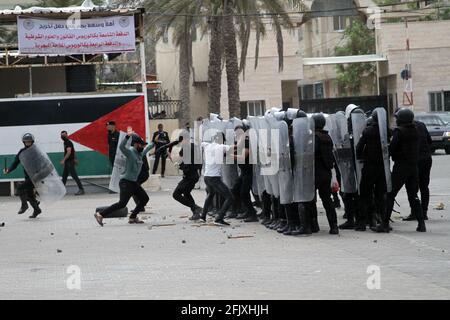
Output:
top-left (378, 20), bottom-right (450, 112)
top-left (155, 32), bottom-right (209, 122)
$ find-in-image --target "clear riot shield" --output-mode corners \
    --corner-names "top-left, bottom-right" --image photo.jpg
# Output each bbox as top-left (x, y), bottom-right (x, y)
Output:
top-left (277, 121), bottom-right (293, 205)
top-left (222, 121), bottom-right (238, 189)
top-left (19, 144), bottom-right (66, 203)
top-left (257, 117), bottom-right (273, 196)
top-left (263, 115), bottom-right (280, 198)
top-left (109, 132), bottom-right (130, 193)
top-left (248, 117), bottom-right (265, 196)
top-left (375, 108), bottom-right (392, 193)
top-left (292, 117), bottom-right (315, 203)
top-left (351, 113), bottom-right (367, 193)
top-left (329, 113), bottom-right (358, 194)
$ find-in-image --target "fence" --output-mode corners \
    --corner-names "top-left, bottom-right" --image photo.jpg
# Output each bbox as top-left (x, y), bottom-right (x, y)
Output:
top-left (148, 100), bottom-right (181, 119)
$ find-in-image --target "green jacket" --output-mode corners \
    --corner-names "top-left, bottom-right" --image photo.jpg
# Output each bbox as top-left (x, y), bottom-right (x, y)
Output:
top-left (120, 136), bottom-right (154, 182)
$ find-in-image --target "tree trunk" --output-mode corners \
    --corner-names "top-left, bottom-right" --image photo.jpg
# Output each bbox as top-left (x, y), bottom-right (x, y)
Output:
top-left (179, 35), bottom-right (191, 127)
top-left (223, 0), bottom-right (241, 118)
top-left (207, 16), bottom-right (223, 115)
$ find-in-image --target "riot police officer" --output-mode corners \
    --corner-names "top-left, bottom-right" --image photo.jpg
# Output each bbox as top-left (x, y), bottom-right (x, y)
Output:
top-left (3, 134), bottom-right (42, 218)
top-left (309, 114), bottom-right (339, 235)
top-left (355, 109), bottom-right (389, 231)
top-left (373, 108), bottom-right (426, 233)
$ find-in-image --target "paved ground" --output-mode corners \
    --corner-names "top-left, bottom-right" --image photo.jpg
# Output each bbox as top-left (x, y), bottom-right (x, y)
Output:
top-left (0, 152), bottom-right (449, 300)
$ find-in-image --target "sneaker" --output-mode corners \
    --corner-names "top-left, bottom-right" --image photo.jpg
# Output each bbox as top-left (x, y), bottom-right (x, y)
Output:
top-left (329, 227), bottom-right (339, 235)
top-left (189, 213), bottom-right (201, 221)
top-left (214, 219), bottom-right (230, 226)
top-left (75, 189), bottom-right (85, 196)
top-left (29, 208), bottom-right (42, 219)
top-left (18, 205), bottom-right (29, 214)
top-left (402, 214), bottom-right (416, 221)
top-left (128, 218), bottom-right (145, 224)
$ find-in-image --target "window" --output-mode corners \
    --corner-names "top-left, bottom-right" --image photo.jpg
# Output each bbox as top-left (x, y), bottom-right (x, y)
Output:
top-left (429, 91), bottom-right (450, 112)
top-left (244, 100), bottom-right (266, 116)
top-left (299, 83), bottom-right (324, 100)
top-left (333, 16), bottom-right (347, 31)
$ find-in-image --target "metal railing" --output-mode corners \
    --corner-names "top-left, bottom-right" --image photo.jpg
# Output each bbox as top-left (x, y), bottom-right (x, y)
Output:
top-left (148, 100), bottom-right (181, 119)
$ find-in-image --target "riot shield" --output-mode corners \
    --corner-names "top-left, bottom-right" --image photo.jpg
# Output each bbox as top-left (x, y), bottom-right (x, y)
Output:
top-left (109, 132), bottom-right (131, 193)
top-left (247, 117), bottom-right (265, 196)
top-left (19, 144), bottom-right (66, 203)
top-left (292, 117), bottom-right (315, 203)
top-left (263, 115), bottom-right (280, 198)
top-left (375, 108), bottom-right (392, 193)
top-left (329, 113), bottom-right (358, 194)
top-left (222, 121), bottom-right (239, 189)
top-left (351, 113), bottom-right (367, 192)
top-left (277, 121), bottom-right (293, 205)
top-left (257, 117), bottom-right (273, 196)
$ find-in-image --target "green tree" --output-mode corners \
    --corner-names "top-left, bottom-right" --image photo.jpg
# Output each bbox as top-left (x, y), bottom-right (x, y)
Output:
top-left (335, 20), bottom-right (376, 96)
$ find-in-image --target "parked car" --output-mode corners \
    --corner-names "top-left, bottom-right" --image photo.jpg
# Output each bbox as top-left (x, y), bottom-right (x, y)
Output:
top-left (434, 112), bottom-right (450, 127)
top-left (415, 113), bottom-right (450, 154)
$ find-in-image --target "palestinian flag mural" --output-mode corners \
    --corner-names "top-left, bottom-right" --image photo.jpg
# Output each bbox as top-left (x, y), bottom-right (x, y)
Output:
top-left (0, 93), bottom-right (146, 181)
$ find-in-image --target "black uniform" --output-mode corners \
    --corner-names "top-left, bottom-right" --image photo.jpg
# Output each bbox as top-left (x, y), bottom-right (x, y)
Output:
top-left (8, 148), bottom-right (41, 214)
top-left (172, 142), bottom-right (202, 214)
top-left (231, 136), bottom-right (257, 221)
top-left (152, 130), bottom-right (170, 176)
top-left (382, 123), bottom-right (426, 232)
top-left (405, 121), bottom-right (432, 219)
top-left (108, 130), bottom-right (120, 166)
top-left (356, 122), bottom-right (387, 230)
top-left (61, 138), bottom-right (84, 191)
top-left (306, 129), bottom-right (339, 234)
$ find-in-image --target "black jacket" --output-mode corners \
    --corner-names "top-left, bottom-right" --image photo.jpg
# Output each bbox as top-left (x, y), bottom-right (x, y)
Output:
top-left (389, 124), bottom-right (420, 166)
top-left (415, 121), bottom-right (432, 161)
top-left (108, 131), bottom-right (120, 160)
top-left (315, 130), bottom-right (335, 173)
top-left (356, 123), bottom-right (383, 165)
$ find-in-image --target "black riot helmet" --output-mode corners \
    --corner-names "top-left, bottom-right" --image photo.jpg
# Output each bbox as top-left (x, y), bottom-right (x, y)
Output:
top-left (22, 133), bottom-right (35, 145)
top-left (297, 110), bottom-right (307, 118)
top-left (312, 113), bottom-right (326, 130)
top-left (395, 108), bottom-right (414, 126)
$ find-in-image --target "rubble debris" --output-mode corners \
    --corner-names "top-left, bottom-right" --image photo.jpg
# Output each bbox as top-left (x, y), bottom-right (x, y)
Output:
top-left (434, 203), bottom-right (445, 210)
top-left (152, 223), bottom-right (176, 227)
top-left (227, 235), bottom-right (254, 240)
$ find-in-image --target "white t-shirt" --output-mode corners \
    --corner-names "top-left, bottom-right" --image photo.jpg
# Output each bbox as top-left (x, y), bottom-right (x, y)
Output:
top-left (202, 142), bottom-right (232, 177)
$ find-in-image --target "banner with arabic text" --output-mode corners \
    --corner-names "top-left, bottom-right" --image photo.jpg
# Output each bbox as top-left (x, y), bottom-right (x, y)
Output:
top-left (18, 15), bottom-right (136, 55)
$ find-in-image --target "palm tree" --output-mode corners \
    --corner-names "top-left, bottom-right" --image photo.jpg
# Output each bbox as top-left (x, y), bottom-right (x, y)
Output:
top-left (146, 0), bottom-right (306, 120)
top-left (218, 0), bottom-right (306, 117)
